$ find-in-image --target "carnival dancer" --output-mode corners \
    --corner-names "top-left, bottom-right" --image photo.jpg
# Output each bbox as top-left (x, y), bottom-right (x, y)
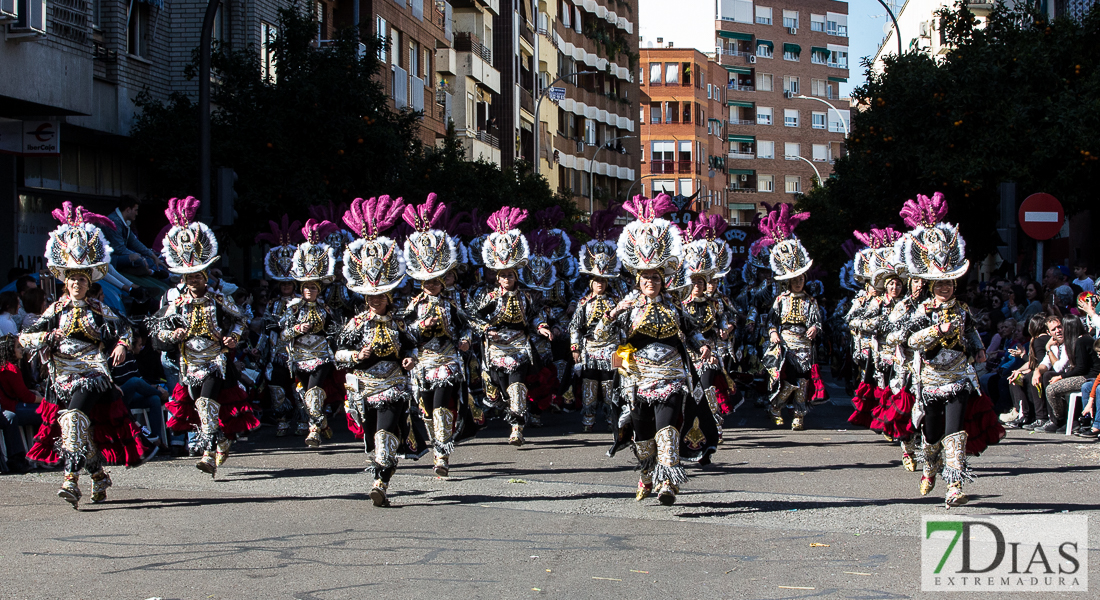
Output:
top-left (21, 202), bottom-right (155, 507)
top-left (846, 240), bottom-right (879, 421)
top-left (568, 208), bottom-right (624, 433)
top-left (152, 197), bottom-right (258, 477)
top-left (469, 207), bottom-right (553, 447)
top-left (282, 219), bottom-right (342, 447)
top-left (604, 193), bottom-right (711, 506)
top-left (255, 215), bottom-right (303, 437)
top-left (400, 194), bottom-right (475, 477)
top-left (338, 195), bottom-right (424, 507)
top-left (847, 228), bottom-right (904, 430)
top-left (896, 192), bottom-right (1004, 507)
top-left (759, 204), bottom-right (823, 431)
top-left (529, 207), bottom-right (578, 412)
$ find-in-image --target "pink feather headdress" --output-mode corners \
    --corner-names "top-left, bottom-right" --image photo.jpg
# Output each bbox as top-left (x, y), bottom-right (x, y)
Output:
top-left (899, 192), bottom-right (948, 229)
top-left (255, 214), bottom-right (304, 246)
top-left (52, 201), bottom-right (116, 231)
top-left (757, 203), bottom-right (810, 247)
top-left (343, 195), bottom-right (405, 239)
top-left (302, 219), bottom-right (340, 244)
top-left (622, 193), bottom-right (675, 224)
top-left (402, 193), bottom-right (447, 233)
top-left (486, 206), bottom-right (528, 234)
top-left (852, 226), bottom-right (902, 249)
top-left (164, 196), bottom-right (202, 229)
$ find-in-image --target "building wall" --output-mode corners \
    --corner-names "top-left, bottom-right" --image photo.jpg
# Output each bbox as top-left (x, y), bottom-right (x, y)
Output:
top-left (714, 0), bottom-right (849, 218)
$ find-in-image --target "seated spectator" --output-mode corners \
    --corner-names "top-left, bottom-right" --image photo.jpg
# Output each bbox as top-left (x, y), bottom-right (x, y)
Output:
top-left (105, 195), bottom-right (167, 277)
top-left (1006, 313), bottom-right (1051, 429)
top-left (0, 292), bottom-right (20, 335)
top-left (111, 328), bottom-right (169, 449)
top-left (1073, 261), bottom-right (1094, 293)
top-left (1008, 281), bottom-right (1043, 324)
top-left (13, 275), bottom-right (37, 323)
top-left (1032, 315), bottom-right (1093, 433)
top-left (0, 335), bottom-right (43, 473)
top-left (20, 287), bottom-right (47, 331)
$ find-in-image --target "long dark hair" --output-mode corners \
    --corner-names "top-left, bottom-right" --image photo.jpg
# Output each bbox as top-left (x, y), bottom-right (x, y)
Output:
top-left (0, 334), bottom-right (16, 368)
top-left (1027, 313), bottom-right (1049, 369)
top-left (1062, 315), bottom-right (1085, 370)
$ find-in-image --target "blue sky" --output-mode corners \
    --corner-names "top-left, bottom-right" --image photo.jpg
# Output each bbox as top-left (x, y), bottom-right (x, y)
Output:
top-left (638, 0), bottom-right (889, 97)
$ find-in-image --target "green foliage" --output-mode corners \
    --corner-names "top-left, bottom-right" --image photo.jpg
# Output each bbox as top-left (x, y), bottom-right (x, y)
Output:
top-left (130, 5), bottom-right (573, 245)
top-left (796, 1), bottom-right (1100, 270)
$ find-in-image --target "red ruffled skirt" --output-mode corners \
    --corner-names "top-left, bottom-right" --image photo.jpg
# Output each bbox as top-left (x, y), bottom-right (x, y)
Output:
top-left (870, 388), bottom-right (917, 439)
top-left (525, 366), bottom-right (560, 411)
top-left (165, 383), bottom-right (260, 439)
top-left (848, 381), bottom-right (885, 428)
top-left (27, 397), bottom-right (155, 467)
top-left (964, 393), bottom-right (1006, 455)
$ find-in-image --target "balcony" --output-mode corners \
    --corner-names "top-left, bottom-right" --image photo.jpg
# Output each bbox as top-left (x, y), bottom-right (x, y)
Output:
top-left (727, 82), bottom-right (755, 92)
top-left (730, 119), bottom-right (755, 126)
top-left (457, 128), bottom-right (502, 165)
top-left (454, 32), bottom-right (492, 63)
top-left (451, 0), bottom-right (499, 15)
top-left (456, 37), bottom-right (501, 93)
top-left (677, 160), bottom-right (693, 174)
top-left (520, 87), bottom-right (534, 115)
top-left (650, 160), bottom-right (675, 174)
top-left (728, 151), bottom-right (755, 160)
top-left (435, 47), bottom-right (457, 75)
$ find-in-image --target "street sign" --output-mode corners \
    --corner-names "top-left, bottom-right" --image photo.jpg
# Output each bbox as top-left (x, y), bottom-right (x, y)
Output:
top-left (547, 86), bottom-right (566, 101)
top-left (1018, 193), bottom-right (1064, 241)
top-left (0, 120), bottom-right (60, 156)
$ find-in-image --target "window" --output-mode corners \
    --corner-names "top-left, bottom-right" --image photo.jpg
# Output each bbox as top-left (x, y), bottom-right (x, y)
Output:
top-left (756, 44), bottom-right (772, 58)
top-left (409, 40), bottom-right (419, 76)
top-left (811, 111), bottom-right (826, 129)
top-left (650, 102), bottom-right (661, 123)
top-left (707, 83), bottom-right (712, 99)
top-left (829, 46), bottom-right (849, 68)
top-left (812, 49), bottom-right (829, 65)
top-left (783, 76), bottom-right (799, 94)
top-left (757, 140), bottom-right (774, 159)
top-left (683, 102), bottom-right (692, 123)
top-left (785, 175), bottom-right (801, 193)
top-left (127, 1), bottom-right (150, 57)
top-left (757, 174), bottom-right (774, 192)
top-left (665, 63), bottom-right (679, 85)
top-left (679, 179), bottom-right (693, 196)
top-left (665, 101), bottom-right (676, 123)
top-left (783, 45), bottom-right (799, 61)
top-left (652, 179), bottom-right (676, 195)
top-left (783, 9), bottom-right (799, 29)
top-left (574, 6), bottom-right (582, 33)
top-left (375, 16), bottom-right (386, 62)
top-left (755, 6), bottom-right (772, 25)
top-left (640, 107), bottom-right (645, 123)
top-left (829, 110), bottom-right (851, 133)
top-left (811, 78), bottom-right (827, 97)
top-left (718, 0), bottom-right (754, 23)
top-left (585, 119), bottom-right (596, 145)
top-left (649, 63), bottom-right (662, 85)
top-left (679, 140), bottom-right (692, 163)
top-left (784, 142), bottom-right (800, 158)
top-left (826, 12), bottom-right (848, 36)
top-left (810, 13), bottom-right (826, 32)
top-left (756, 73), bottom-right (773, 92)
top-left (261, 21), bottom-right (278, 81)
top-left (756, 107), bottom-right (773, 125)
top-left (813, 144), bottom-right (829, 162)
top-left (561, 1), bottom-right (571, 27)
top-left (390, 27), bottom-right (400, 66)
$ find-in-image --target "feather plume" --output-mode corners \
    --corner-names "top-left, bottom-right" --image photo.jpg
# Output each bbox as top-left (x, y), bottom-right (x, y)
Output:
top-left (622, 193), bottom-right (675, 223)
top-left (51, 201), bottom-right (117, 231)
top-left (255, 214), bottom-right (304, 245)
top-left (164, 196), bottom-right (201, 228)
top-left (534, 206), bottom-right (566, 230)
top-left (308, 201), bottom-right (351, 232)
top-left (468, 209), bottom-right (490, 236)
top-left (486, 206), bottom-right (529, 234)
top-left (525, 229), bottom-right (563, 257)
top-left (344, 195), bottom-right (405, 239)
top-left (758, 203), bottom-right (810, 243)
top-left (899, 191), bottom-right (948, 229)
top-left (841, 239), bottom-right (864, 258)
top-left (574, 205), bottom-right (623, 242)
top-left (301, 219), bottom-right (340, 243)
top-left (443, 208), bottom-right (472, 238)
top-left (402, 192), bottom-right (448, 232)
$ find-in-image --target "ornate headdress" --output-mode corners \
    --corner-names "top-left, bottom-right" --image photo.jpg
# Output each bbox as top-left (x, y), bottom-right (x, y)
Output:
top-left (308, 201), bottom-right (355, 260)
top-left (854, 227), bottom-right (905, 289)
top-left (290, 219), bottom-right (338, 283)
top-left (574, 206), bottom-right (623, 279)
top-left (698, 213), bottom-right (734, 279)
top-left (402, 193), bottom-right (458, 281)
top-left (481, 207), bottom-right (530, 271)
top-left (838, 239), bottom-right (864, 293)
top-left (161, 196), bottom-right (220, 275)
top-left (45, 201), bottom-right (115, 282)
top-left (670, 219), bottom-right (720, 290)
top-left (896, 192), bottom-right (968, 281)
top-left (534, 206), bottom-right (571, 263)
top-left (616, 193), bottom-right (683, 276)
top-left (255, 214), bottom-right (303, 282)
top-left (757, 203), bottom-right (813, 281)
top-left (518, 230), bottom-right (560, 291)
top-left (341, 196), bottom-right (407, 295)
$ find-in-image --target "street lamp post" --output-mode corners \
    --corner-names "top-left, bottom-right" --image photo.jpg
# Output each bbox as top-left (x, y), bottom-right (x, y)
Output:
top-left (790, 155), bottom-right (822, 187)
top-left (533, 70), bottom-right (598, 177)
top-left (793, 94), bottom-right (849, 138)
top-left (588, 135), bottom-right (636, 213)
top-left (876, 0), bottom-right (904, 57)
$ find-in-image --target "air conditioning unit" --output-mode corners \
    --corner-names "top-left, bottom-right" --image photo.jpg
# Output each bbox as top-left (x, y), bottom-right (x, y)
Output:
top-left (919, 21), bottom-right (931, 38)
top-left (0, 0), bottom-right (17, 22)
top-left (783, 90), bottom-right (794, 99)
top-left (788, 27), bottom-right (797, 35)
top-left (8, 0), bottom-right (45, 38)
top-left (747, 55), bottom-right (757, 64)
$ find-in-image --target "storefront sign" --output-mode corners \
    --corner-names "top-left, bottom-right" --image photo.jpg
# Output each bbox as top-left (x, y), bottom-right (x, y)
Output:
top-left (0, 120), bottom-right (60, 155)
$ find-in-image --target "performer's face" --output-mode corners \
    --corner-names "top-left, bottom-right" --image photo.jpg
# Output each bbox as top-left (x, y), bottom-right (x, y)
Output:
top-left (423, 279), bottom-right (443, 296)
top-left (185, 272), bottom-right (208, 295)
top-left (66, 275), bottom-right (89, 300)
top-left (591, 279), bottom-right (607, 296)
top-left (933, 280), bottom-right (955, 303)
top-left (706, 281), bottom-right (718, 295)
top-left (443, 271), bottom-right (456, 288)
top-left (691, 276), bottom-right (706, 297)
top-left (280, 281), bottom-right (296, 297)
top-left (498, 269), bottom-right (517, 291)
top-left (367, 294), bottom-right (389, 314)
top-left (789, 275), bottom-right (805, 293)
top-left (301, 283), bottom-right (320, 302)
top-left (639, 271), bottom-right (663, 298)
top-left (885, 278), bottom-right (902, 299)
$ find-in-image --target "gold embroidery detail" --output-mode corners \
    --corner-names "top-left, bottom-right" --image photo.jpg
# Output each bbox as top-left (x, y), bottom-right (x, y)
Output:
top-left (684, 417), bottom-right (706, 450)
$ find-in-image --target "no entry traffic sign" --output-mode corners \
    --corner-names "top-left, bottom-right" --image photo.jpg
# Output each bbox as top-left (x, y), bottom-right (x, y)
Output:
top-left (1018, 193), bottom-right (1064, 241)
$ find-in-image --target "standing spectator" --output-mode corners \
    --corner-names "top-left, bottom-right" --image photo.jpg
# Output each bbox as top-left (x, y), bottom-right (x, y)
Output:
top-left (105, 196), bottom-right (166, 277)
top-left (0, 292), bottom-right (20, 335)
top-left (0, 335), bottom-right (43, 473)
top-left (1072, 261), bottom-right (1094, 293)
top-left (19, 288), bottom-right (47, 331)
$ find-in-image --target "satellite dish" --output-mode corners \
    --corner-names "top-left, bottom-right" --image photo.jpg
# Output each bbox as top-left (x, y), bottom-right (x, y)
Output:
top-left (883, 22), bottom-right (894, 35)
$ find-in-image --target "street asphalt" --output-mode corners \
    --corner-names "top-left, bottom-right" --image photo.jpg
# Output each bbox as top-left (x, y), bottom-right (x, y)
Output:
top-left (3, 380), bottom-right (1099, 599)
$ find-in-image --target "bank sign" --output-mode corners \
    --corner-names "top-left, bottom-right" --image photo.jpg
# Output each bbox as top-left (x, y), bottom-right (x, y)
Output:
top-left (0, 120), bottom-right (60, 156)
top-left (922, 515), bottom-right (1087, 592)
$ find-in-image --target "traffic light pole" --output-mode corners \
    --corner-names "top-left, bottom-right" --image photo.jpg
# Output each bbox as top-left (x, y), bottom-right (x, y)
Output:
top-left (197, 0), bottom-right (220, 220)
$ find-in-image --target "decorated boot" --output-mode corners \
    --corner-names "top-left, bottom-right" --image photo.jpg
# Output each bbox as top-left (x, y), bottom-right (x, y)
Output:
top-left (941, 431), bottom-right (972, 508)
top-left (900, 438), bottom-right (917, 472)
top-left (370, 430), bottom-right (399, 507)
top-left (919, 440), bottom-right (943, 496)
top-left (507, 382), bottom-right (527, 447)
top-left (654, 426), bottom-right (687, 506)
top-left (634, 438), bottom-right (656, 501)
top-left (89, 469), bottom-right (112, 503)
top-left (433, 407), bottom-right (455, 477)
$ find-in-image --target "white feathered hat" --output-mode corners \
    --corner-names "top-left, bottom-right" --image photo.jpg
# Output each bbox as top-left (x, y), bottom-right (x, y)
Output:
top-left (44, 201), bottom-right (114, 282)
top-left (341, 195), bottom-right (407, 295)
top-left (161, 196), bottom-right (220, 275)
top-left (616, 193), bottom-right (683, 276)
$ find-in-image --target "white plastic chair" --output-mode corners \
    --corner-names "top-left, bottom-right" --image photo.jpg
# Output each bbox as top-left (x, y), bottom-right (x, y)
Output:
top-left (1066, 393), bottom-right (1081, 435)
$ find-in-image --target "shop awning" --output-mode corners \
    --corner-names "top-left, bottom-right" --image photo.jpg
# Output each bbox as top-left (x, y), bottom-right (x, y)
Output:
top-left (727, 100), bottom-right (755, 108)
top-left (811, 46), bottom-right (829, 56)
top-left (728, 135), bottom-right (756, 144)
top-left (755, 39), bottom-right (773, 49)
top-left (724, 66), bottom-right (753, 75)
top-left (828, 76), bottom-right (848, 83)
top-left (718, 31), bottom-right (753, 41)
top-left (729, 169), bottom-right (755, 176)
top-left (783, 43), bottom-right (801, 54)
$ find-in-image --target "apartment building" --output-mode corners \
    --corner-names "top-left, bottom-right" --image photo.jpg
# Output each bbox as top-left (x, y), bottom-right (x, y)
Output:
top-left (715, 0), bottom-right (850, 221)
top-left (638, 47), bottom-right (730, 220)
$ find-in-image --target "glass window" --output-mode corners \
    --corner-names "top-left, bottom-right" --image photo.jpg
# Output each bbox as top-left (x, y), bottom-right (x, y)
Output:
top-left (755, 6), bottom-right (772, 25)
top-left (783, 75), bottom-right (799, 94)
top-left (782, 9), bottom-right (798, 29)
top-left (652, 179), bottom-right (676, 194)
top-left (650, 63), bottom-right (662, 84)
top-left (783, 47), bottom-right (799, 61)
top-left (785, 175), bottom-right (801, 193)
top-left (756, 106), bottom-right (772, 125)
top-left (810, 13), bottom-right (826, 31)
top-left (811, 111), bottom-right (826, 129)
top-left (811, 78), bottom-right (827, 97)
top-left (665, 63), bottom-right (679, 85)
top-left (784, 141), bottom-right (800, 158)
top-left (679, 179), bottom-right (693, 196)
top-left (813, 144), bottom-right (829, 161)
top-left (757, 174), bottom-right (774, 192)
top-left (756, 73), bottom-right (773, 92)
top-left (757, 140), bottom-right (774, 159)
top-left (756, 44), bottom-right (772, 58)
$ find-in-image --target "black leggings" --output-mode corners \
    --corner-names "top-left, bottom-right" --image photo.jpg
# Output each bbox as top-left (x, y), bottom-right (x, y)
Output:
top-left (67, 387), bottom-right (109, 414)
top-left (488, 365), bottom-right (528, 398)
top-left (420, 383), bottom-right (457, 412)
top-left (298, 363), bottom-right (334, 392)
top-left (921, 393), bottom-right (968, 446)
top-left (631, 396), bottom-right (683, 440)
top-left (187, 376), bottom-right (223, 402)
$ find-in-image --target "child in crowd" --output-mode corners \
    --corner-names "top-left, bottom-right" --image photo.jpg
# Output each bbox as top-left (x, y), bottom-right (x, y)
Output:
top-left (1073, 261), bottom-right (1094, 293)
top-left (0, 335), bottom-right (43, 473)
